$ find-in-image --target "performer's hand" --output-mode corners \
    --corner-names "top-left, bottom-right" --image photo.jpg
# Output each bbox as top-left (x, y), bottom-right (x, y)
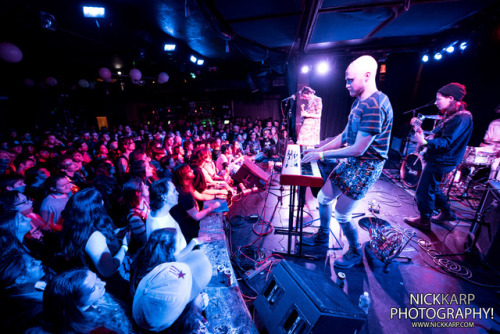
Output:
top-left (410, 117), bottom-right (423, 134)
top-left (414, 131), bottom-right (427, 146)
top-left (302, 152), bottom-right (320, 163)
top-left (302, 148), bottom-right (316, 155)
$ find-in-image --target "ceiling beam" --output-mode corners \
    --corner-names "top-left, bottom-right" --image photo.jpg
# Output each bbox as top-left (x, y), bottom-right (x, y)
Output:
top-left (300, 0), bottom-right (324, 53)
top-left (319, 0), bottom-right (464, 14)
top-left (226, 11), bottom-right (301, 24)
top-left (364, 4), bottom-right (407, 39)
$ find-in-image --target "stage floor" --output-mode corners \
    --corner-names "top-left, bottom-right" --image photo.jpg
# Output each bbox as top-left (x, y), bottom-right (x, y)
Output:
top-left (226, 156), bottom-right (500, 333)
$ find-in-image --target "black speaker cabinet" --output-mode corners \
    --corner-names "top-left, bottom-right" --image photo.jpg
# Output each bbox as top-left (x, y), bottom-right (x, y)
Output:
top-left (474, 180), bottom-right (500, 271)
top-left (255, 261), bottom-right (366, 334)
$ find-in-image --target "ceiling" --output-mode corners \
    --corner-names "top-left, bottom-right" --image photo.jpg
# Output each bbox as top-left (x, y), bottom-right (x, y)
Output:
top-left (1, 0), bottom-right (499, 93)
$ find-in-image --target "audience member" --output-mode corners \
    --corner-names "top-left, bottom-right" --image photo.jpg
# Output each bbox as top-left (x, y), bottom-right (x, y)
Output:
top-left (41, 268), bottom-right (131, 334)
top-left (0, 250), bottom-right (46, 332)
top-left (39, 173), bottom-right (72, 229)
top-left (171, 164), bottom-right (223, 242)
top-left (122, 177), bottom-right (150, 254)
top-left (131, 228), bottom-right (212, 333)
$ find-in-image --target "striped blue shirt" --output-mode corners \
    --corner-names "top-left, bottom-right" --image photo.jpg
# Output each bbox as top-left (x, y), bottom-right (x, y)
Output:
top-left (341, 91), bottom-right (393, 160)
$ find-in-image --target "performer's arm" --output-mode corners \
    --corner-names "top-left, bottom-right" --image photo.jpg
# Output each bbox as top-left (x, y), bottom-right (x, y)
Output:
top-left (302, 131), bottom-right (375, 162)
top-left (425, 115), bottom-right (472, 150)
top-left (316, 133), bottom-right (343, 151)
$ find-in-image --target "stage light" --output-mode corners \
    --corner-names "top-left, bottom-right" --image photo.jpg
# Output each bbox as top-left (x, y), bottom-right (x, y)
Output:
top-left (317, 61), bottom-right (329, 74)
top-left (445, 45), bottom-right (455, 53)
top-left (422, 54), bottom-right (429, 62)
top-left (83, 6), bottom-right (105, 18)
top-left (301, 65), bottom-right (310, 74)
top-left (190, 55), bottom-right (197, 63)
top-left (164, 44), bottom-right (176, 51)
top-left (196, 59), bottom-right (204, 65)
top-left (40, 11), bottom-right (56, 31)
top-left (459, 42), bottom-right (467, 51)
top-left (434, 52), bottom-right (442, 60)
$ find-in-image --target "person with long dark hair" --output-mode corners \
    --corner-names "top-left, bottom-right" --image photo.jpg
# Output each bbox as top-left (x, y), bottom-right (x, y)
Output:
top-left (122, 177), bottom-right (150, 254)
top-left (145, 178), bottom-right (186, 251)
top-left (0, 191), bottom-right (62, 261)
top-left (171, 163), bottom-right (224, 242)
top-left (0, 210), bottom-right (32, 254)
top-left (0, 249), bottom-right (46, 333)
top-left (40, 268), bottom-right (131, 334)
top-left (58, 188), bottom-right (128, 278)
top-left (404, 83), bottom-right (473, 231)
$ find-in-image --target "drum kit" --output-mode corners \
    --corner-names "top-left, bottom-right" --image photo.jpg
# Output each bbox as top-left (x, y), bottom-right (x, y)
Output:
top-left (400, 145), bottom-right (497, 198)
top-left (399, 113), bottom-right (498, 194)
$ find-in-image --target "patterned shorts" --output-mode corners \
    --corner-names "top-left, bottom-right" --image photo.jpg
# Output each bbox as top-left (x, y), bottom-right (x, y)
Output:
top-left (329, 157), bottom-right (385, 200)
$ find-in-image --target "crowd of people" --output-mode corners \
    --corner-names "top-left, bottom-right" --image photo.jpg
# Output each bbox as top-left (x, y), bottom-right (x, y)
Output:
top-left (0, 115), bottom-right (287, 333)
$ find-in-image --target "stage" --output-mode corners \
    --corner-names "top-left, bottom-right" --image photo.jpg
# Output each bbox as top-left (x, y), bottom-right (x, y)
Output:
top-left (225, 151), bottom-right (500, 333)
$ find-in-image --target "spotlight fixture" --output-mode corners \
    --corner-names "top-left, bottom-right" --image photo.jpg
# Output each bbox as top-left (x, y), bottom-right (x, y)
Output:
top-left (301, 65), bottom-right (310, 74)
top-left (422, 54), bottom-right (429, 62)
top-left (434, 52), bottom-right (442, 61)
top-left (317, 61), bottom-right (329, 74)
top-left (83, 6), bottom-right (105, 18)
top-left (190, 55), bottom-right (197, 63)
top-left (459, 42), bottom-right (467, 51)
top-left (196, 59), bottom-right (204, 65)
top-left (164, 44), bottom-right (176, 51)
top-left (445, 45), bottom-right (455, 53)
top-left (40, 11), bottom-right (56, 31)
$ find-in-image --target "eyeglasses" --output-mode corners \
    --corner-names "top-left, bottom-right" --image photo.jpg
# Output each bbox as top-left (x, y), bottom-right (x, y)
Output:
top-left (14, 198), bottom-right (32, 206)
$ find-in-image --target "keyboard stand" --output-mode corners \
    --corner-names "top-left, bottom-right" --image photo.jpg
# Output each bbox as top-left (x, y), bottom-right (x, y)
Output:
top-left (274, 185), bottom-right (318, 260)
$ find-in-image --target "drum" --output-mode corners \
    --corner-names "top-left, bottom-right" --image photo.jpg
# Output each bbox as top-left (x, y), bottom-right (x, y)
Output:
top-left (400, 154), bottom-right (425, 188)
top-left (464, 146), bottom-right (495, 166)
top-left (457, 164), bottom-right (491, 196)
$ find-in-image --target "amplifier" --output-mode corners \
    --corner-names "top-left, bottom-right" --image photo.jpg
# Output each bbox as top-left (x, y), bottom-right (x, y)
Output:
top-left (474, 180), bottom-right (500, 271)
top-left (255, 261), bottom-right (366, 334)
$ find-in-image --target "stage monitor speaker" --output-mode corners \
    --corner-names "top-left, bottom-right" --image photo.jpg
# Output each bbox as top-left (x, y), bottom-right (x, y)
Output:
top-left (254, 261), bottom-right (366, 334)
top-left (233, 159), bottom-right (270, 188)
top-left (474, 180), bottom-right (500, 271)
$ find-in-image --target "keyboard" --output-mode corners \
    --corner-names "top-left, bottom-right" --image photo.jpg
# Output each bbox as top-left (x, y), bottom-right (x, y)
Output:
top-left (280, 144), bottom-right (323, 188)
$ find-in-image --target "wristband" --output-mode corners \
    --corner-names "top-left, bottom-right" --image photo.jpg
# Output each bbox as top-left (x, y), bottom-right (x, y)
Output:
top-left (193, 238), bottom-right (200, 246)
top-left (319, 152), bottom-right (324, 161)
top-left (422, 139), bottom-right (428, 146)
top-left (120, 245), bottom-right (128, 253)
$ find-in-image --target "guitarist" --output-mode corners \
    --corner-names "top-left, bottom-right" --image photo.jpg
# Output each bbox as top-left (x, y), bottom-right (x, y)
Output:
top-left (404, 83), bottom-right (473, 231)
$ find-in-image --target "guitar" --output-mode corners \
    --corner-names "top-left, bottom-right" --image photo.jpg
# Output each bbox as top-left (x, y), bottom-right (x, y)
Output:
top-left (410, 114), bottom-right (428, 154)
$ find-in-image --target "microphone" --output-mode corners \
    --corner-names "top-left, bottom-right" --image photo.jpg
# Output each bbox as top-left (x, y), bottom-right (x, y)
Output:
top-left (282, 94), bottom-right (296, 101)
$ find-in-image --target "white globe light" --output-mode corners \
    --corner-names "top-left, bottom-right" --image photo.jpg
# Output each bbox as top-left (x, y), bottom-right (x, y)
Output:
top-left (317, 61), bottom-right (329, 74)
